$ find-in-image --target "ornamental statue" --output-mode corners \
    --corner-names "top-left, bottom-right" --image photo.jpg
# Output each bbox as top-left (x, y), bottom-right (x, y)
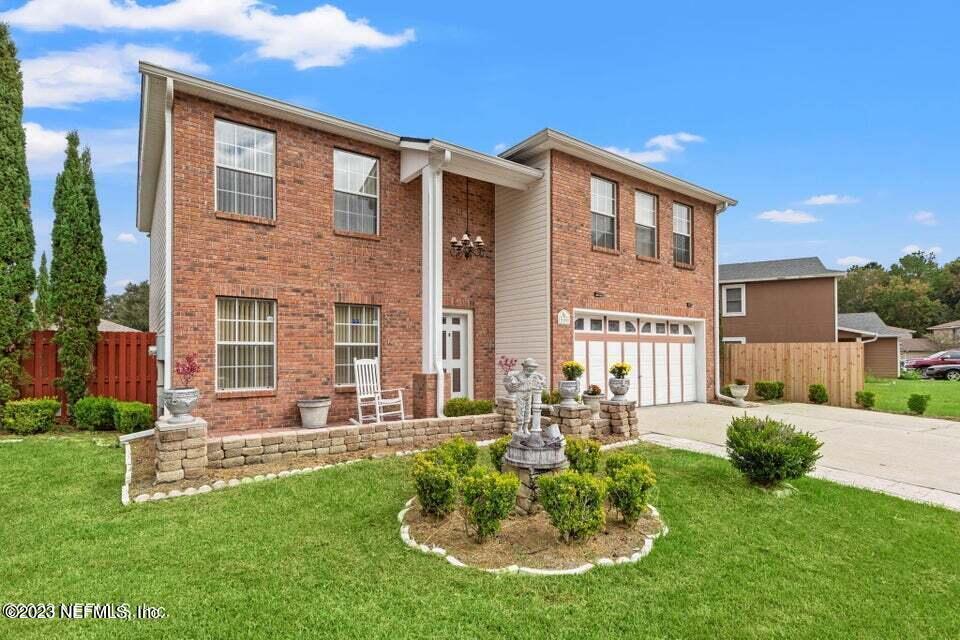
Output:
top-left (503, 358), bottom-right (567, 469)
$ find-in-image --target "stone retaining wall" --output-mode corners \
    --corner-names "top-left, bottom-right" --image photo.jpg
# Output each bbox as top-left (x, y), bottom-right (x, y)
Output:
top-left (494, 397), bottom-right (639, 440)
top-left (155, 417), bottom-right (208, 482)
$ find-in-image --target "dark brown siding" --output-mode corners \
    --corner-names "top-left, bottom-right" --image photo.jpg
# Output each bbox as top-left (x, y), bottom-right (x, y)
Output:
top-left (864, 337), bottom-right (900, 378)
top-left (721, 277), bottom-right (836, 343)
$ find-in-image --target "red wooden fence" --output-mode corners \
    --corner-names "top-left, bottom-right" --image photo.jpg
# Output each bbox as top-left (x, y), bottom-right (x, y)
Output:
top-left (20, 330), bottom-right (157, 418)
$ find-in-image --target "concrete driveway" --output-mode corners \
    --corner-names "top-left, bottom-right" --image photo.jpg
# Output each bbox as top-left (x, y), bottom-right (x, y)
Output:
top-left (637, 402), bottom-right (960, 510)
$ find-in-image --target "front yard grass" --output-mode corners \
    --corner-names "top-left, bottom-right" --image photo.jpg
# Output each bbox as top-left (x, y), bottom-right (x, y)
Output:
top-left (2, 433), bottom-right (960, 639)
top-left (864, 378), bottom-right (960, 418)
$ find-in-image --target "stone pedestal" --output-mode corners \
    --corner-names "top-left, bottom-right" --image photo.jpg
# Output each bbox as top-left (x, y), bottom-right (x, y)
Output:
top-left (503, 461), bottom-right (568, 516)
top-left (554, 404), bottom-right (593, 438)
top-left (600, 400), bottom-right (639, 437)
top-left (495, 397), bottom-right (517, 434)
top-left (154, 416), bottom-right (208, 483)
top-left (412, 372), bottom-right (452, 418)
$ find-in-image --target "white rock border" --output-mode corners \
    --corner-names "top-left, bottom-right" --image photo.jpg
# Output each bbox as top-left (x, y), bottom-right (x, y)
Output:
top-left (399, 497), bottom-right (668, 576)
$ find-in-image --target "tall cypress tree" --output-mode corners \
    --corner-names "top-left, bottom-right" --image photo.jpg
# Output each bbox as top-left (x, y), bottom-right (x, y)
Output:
top-left (34, 252), bottom-right (52, 329)
top-left (51, 133), bottom-right (105, 407)
top-left (0, 24), bottom-right (36, 407)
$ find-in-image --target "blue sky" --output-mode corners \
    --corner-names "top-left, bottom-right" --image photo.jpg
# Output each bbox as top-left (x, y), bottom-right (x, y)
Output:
top-left (3, 0), bottom-right (958, 293)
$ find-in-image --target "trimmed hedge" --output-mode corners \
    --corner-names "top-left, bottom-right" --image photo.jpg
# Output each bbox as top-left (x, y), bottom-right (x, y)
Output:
top-left (443, 398), bottom-right (494, 417)
top-left (433, 436), bottom-right (479, 478)
top-left (565, 437), bottom-right (601, 474)
top-left (460, 468), bottom-right (519, 542)
top-left (808, 384), bottom-right (829, 405)
top-left (114, 401), bottom-right (154, 434)
top-left (72, 396), bottom-right (116, 431)
top-left (412, 453), bottom-right (458, 518)
top-left (855, 390), bottom-right (876, 410)
top-left (488, 435), bottom-right (511, 471)
top-left (608, 462), bottom-right (657, 525)
top-left (538, 471), bottom-right (607, 543)
top-left (908, 394), bottom-right (930, 415)
top-left (604, 451), bottom-right (648, 478)
top-left (2, 397), bottom-right (60, 435)
top-left (726, 415), bottom-right (822, 487)
top-left (754, 381), bottom-right (785, 401)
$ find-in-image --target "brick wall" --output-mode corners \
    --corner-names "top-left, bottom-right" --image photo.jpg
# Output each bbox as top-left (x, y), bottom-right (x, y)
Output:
top-left (548, 150), bottom-right (718, 398)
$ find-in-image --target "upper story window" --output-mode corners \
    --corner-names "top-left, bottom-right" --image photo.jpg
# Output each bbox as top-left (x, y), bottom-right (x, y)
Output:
top-left (215, 119), bottom-right (275, 220)
top-left (722, 284), bottom-right (746, 317)
top-left (590, 176), bottom-right (616, 249)
top-left (635, 191), bottom-right (658, 258)
top-left (672, 202), bottom-right (693, 265)
top-left (216, 297), bottom-right (276, 391)
top-left (334, 150), bottom-right (379, 235)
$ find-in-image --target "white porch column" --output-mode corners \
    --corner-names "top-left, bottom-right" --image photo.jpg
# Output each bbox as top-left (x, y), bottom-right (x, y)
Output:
top-left (422, 151), bottom-right (450, 416)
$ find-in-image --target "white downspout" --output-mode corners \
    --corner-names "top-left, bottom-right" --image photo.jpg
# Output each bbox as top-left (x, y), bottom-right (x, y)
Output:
top-left (421, 150), bottom-right (451, 417)
top-left (713, 203), bottom-right (737, 404)
top-left (162, 77), bottom-right (174, 392)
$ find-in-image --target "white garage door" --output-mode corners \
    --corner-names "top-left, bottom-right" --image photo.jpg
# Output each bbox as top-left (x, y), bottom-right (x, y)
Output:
top-left (573, 315), bottom-right (698, 406)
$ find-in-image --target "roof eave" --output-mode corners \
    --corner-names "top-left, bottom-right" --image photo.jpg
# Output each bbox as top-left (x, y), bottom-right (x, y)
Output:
top-left (718, 273), bottom-right (845, 284)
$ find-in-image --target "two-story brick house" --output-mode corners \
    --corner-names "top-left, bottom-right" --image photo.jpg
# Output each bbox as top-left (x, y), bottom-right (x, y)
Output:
top-left (137, 64), bottom-right (736, 432)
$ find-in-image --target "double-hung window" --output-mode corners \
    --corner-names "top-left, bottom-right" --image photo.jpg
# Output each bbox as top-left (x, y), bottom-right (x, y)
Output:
top-left (722, 284), bottom-right (746, 317)
top-left (215, 120), bottom-right (275, 220)
top-left (673, 202), bottom-right (693, 265)
top-left (216, 297), bottom-right (276, 391)
top-left (334, 150), bottom-right (379, 235)
top-left (334, 304), bottom-right (380, 385)
top-left (590, 176), bottom-right (616, 249)
top-left (635, 191), bottom-right (658, 258)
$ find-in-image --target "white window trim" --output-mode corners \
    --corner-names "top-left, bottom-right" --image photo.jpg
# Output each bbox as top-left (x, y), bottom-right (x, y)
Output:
top-left (213, 118), bottom-right (277, 220)
top-left (334, 303), bottom-right (381, 387)
top-left (214, 297), bottom-right (277, 392)
top-left (590, 176), bottom-right (617, 248)
top-left (721, 284), bottom-right (746, 317)
top-left (722, 336), bottom-right (747, 344)
top-left (672, 202), bottom-right (693, 264)
top-left (635, 190), bottom-right (658, 258)
top-left (575, 314), bottom-right (605, 334)
top-left (334, 149), bottom-right (381, 235)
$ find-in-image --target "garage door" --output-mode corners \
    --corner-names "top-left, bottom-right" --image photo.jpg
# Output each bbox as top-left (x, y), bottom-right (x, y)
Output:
top-left (573, 315), bottom-right (698, 406)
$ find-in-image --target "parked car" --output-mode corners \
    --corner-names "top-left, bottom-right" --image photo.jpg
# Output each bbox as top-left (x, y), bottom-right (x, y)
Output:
top-left (923, 363), bottom-right (960, 381)
top-left (903, 350), bottom-right (960, 372)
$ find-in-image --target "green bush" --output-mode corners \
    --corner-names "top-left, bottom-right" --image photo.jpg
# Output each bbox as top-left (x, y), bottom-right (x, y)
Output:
top-left (72, 396), bottom-right (117, 430)
top-left (604, 451), bottom-right (648, 478)
top-left (443, 398), bottom-right (494, 417)
top-left (899, 369), bottom-right (922, 381)
top-left (459, 468), bottom-right (519, 542)
top-left (488, 435), bottom-right (511, 471)
top-left (541, 389), bottom-right (562, 405)
top-left (721, 384), bottom-right (732, 397)
top-left (855, 390), bottom-right (876, 410)
top-left (565, 437), bottom-right (601, 474)
top-left (114, 401), bottom-right (154, 434)
top-left (608, 462), bottom-right (657, 525)
top-left (3, 397), bottom-right (60, 435)
top-left (726, 415), bottom-right (822, 487)
top-left (808, 384), bottom-right (828, 405)
top-left (538, 471), bottom-right (607, 543)
top-left (754, 381), bottom-right (785, 401)
top-left (433, 436), bottom-right (479, 477)
top-left (907, 394), bottom-right (930, 415)
top-left (412, 453), bottom-right (458, 518)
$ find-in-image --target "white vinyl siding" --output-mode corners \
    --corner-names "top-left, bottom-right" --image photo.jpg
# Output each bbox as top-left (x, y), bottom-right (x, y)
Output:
top-left (215, 119), bottom-right (275, 220)
top-left (335, 304), bottom-right (380, 386)
top-left (216, 297), bottom-right (276, 391)
top-left (635, 191), bottom-right (657, 258)
top-left (334, 150), bottom-right (379, 235)
top-left (673, 202), bottom-right (692, 264)
top-left (149, 142), bottom-right (166, 336)
top-left (591, 176), bottom-right (616, 249)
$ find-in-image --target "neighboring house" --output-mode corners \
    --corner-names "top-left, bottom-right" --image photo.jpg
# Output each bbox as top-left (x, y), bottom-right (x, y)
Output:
top-left (718, 257), bottom-right (844, 344)
top-left (136, 63), bottom-right (736, 432)
top-left (837, 312), bottom-right (911, 378)
top-left (928, 320), bottom-right (960, 345)
top-left (901, 337), bottom-right (941, 361)
top-left (98, 319), bottom-right (141, 332)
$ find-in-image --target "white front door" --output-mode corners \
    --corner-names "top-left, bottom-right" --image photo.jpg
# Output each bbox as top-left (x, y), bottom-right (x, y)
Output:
top-left (442, 312), bottom-right (470, 398)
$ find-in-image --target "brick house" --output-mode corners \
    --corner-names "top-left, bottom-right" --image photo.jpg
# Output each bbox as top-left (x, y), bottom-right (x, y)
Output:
top-left (137, 64), bottom-right (736, 432)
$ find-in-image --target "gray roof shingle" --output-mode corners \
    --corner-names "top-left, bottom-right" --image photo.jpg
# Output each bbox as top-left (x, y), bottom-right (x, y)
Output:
top-left (928, 319), bottom-right (960, 330)
top-left (837, 312), bottom-right (911, 338)
top-left (719, 257), bottom-right (844, 283)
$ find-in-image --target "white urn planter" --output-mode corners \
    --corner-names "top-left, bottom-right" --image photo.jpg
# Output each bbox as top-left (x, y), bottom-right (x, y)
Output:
top-left (558, 380), bottom-right (580, 408)
top-left (608, 377), bottom-right (630, 402)
top-left (581, 393), bottom-right (602, 417)
top-left (162, 387), bottom-right (201, 424)
top-left (729, 384), bottom-right (750, 407)
top-left (298, 397), bottom-right (332, 429)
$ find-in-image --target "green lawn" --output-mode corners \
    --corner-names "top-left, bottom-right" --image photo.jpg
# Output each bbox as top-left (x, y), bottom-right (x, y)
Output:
top-left (864, 378), bottom-right (960, 418)
top-left (2, 434), bottom-right (960, 639)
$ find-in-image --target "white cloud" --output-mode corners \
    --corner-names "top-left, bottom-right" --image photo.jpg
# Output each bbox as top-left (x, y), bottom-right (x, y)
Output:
top-left (116, 232), bottom-right (138, 244)
top-left (3, 0), bottom-right (415, 70)
top-left (912, 210), bottom-right (937, 226)
top-left (755, 209), bottom-right (820, 224)
top-left (836, 256), bottom-right (870, 267)
top-left (605, 131), bottom-right (705, 164)
top-left (803, 194), bottom-right (860, 206)
top-left (109, 278), bottom-right (132, 293)
top-left (25, 121), bottom-right (137, 175)
top-left (901, 244), bottom-right (942, 255)
top-left (492, 142), bottom-right (507, 154)
top-left (22, 43), bottom-right (207, 108)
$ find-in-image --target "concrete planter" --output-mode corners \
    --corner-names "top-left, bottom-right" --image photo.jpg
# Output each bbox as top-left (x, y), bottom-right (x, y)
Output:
top-left (558, 380), bottom-right (580, 408)
top-left (729, 384), bottom-right (750, 407)
top-left (581, 393), bottom-right (602, 417)
top-left (298, 397), bottom-right (332, 429)
top-left (162, 387), bottom-right (200, 424)
top-left (609, 377), bottom-right (630, 402)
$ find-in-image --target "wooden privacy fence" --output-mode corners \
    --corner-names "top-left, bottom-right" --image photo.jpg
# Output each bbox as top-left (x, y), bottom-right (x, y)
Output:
top-left (20, 330), bottom-right (157, 418)
top-left (721, 342), bottom-right (864, 408)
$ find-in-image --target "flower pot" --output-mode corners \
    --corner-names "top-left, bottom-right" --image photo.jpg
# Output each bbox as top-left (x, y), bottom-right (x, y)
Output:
top-left (582, 393), bottom-right (602, 417)
top-left (298, 397), bottom-right (332, 429)
top-left (558, 379), bottom-right (580, 408)
top-left (162, 387), bottom-right (201, 424)
top-left (728, 384), bottom-right (750, 407)
top-left (608, 377), bottom-right (630, 401)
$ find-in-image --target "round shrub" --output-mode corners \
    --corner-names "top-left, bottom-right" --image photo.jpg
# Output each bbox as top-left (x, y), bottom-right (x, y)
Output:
top-left (434, 436), bottom-right (479, 477)
top-left (459, 468), bottom-right (519, 542)
top-left (855, 390), bottom-right (876, 410)
top-left (608, 462), bottom-right (657, 525)
top-left (808, 384), bottom-right (828, 405)
top-left (604, 451), bottom-right (648, 478)
top-left (72, 396), bottom-right (117, 431)
top-left (726, 415), bottom-right (822, 487)
top-left (443, 398), bottom-right (494, 417)
top-left (538, 471), bottom-right (607, 543)
top-left (412, 453), bottom-right (458, 518)
top-left (564, 437), bottom-right (601, 474)
top-left (2, 397), bottom-right (60, 435)
top-left (907, 394), bottom-right (930, 415)
top-left (114, 401), bottom-right (154, 434)
top-left (754, 381), bottom-right (785, 401)
top-left (488, 435), bottom-right (511, 471)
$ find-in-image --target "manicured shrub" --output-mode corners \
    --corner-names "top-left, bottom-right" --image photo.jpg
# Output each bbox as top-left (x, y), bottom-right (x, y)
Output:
top-left (538, 471), bottom-right (607, 543)
top-left (565, 437), bottom-right (601, 474)
top-left (114, 401), bottom-right (154, 434)
top-left (3, 397), bottom-right (60, 435)
top-left (488, 435), bottom-right (511, 471)
top-left (443, 397), bottom-right (494, 417)
top-left (855, 390), bottom-right (876, 410)
top-left (72, 396), bottom-right (117, 431)
top-left (608, 462), bottom-right (657, 525)
top-left (541, 389), bottom-right (561, 405)
top-left (459, 468), bottom-right (519, 542)
top-left (808, 384), bottom-right (829, 405)
top-left (604, 451), bottom-right (648, 478)
top-left (726, 415), bottom-right (822, 487)
top-left (412, 453), bottom-right (458, 518)
top-left (907, 394), bottom-right (930, 415)
top-left (721, 385), bottom-right (732, 397)
top-left (433, 436), bottom-right (479, 478)
top-left (754, 381), bottom-right (785, 401)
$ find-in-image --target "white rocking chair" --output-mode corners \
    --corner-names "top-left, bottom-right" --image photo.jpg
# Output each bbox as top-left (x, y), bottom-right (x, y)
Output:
top-left (353, 357), bottom-right (405, 424)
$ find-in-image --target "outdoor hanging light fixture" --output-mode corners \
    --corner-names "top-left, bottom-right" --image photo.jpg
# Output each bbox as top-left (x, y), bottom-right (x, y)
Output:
top-left (449, 179), bottom-right (485, 259)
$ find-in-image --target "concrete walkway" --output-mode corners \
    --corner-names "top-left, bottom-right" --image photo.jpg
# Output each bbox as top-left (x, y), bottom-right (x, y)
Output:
top-left (637, 402), bottom-right (960, 511)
